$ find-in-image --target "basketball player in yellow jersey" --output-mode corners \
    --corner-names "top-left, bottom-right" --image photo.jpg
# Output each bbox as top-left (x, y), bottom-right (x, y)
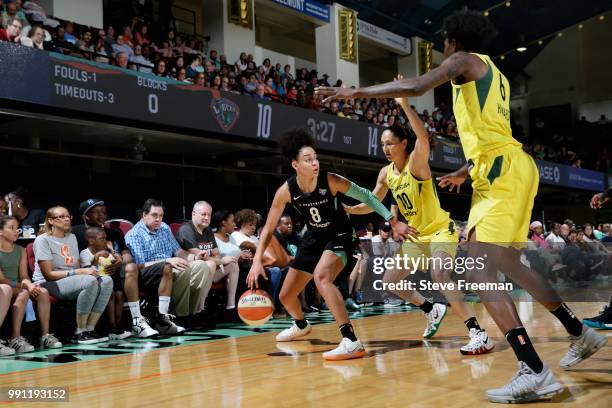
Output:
top-left (317, 9), bottom-right (606, 403)
top-left (346, 83), bottom-right (494, 355)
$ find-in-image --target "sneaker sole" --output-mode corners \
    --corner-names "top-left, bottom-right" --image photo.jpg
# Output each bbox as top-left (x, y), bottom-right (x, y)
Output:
top-left (487, 382), bottom-right (563, 403)
top-left (423, 306), bottom-right (448, 339)
top-left (323, 349), bottom-right (366, 361)
top-left (460, 343), bottom-right (495, 356)
top-left (276, 326), bottom-right (312, 342)
top-left (560, 335), bottom-right (608, 369)
top-left (583, 320), bottom-right (612, 330)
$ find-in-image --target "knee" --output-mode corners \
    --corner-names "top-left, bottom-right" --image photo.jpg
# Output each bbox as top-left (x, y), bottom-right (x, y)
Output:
top-left (279, 288), bottom-right (291, 305)
top-left (125, 263), bottom-right (139, 277)
top-left (82, 275), bottom-right (98, 287)
top-left (313, 271), bottom-right (330, 287)
top-left (14, 289), bottom-right (29, 305)
top-left (162, 263), bottom-right (173, 278)
top-left (0, 283), bottom-right (12, 296)
top-left (100, 276), bottom-right (113, 289)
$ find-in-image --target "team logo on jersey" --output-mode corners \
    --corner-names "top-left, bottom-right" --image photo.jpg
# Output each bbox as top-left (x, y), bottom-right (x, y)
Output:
top-left (210, 97), bottom-right (240, 132)
top-left (318, 189), bottom-right (327, 195)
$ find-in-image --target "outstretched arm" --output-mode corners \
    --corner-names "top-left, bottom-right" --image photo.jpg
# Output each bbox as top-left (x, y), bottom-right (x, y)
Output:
top-left (345, 166), bottom-right (390, 215)
top-left (316, 52), bottom-right (472, 102)
top-left (328, 173), bottom-right (418, 240)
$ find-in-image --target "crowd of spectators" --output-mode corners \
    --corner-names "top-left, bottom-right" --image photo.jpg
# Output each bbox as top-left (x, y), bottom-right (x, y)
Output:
top-left (0, 0), bottom-right (609, 172)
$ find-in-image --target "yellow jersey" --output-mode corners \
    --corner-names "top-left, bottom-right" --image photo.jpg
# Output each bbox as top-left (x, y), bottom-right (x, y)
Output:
top-left (452, 53), bottom-right (521, 161)
top-left (386, 160), bottom-right (451, 238)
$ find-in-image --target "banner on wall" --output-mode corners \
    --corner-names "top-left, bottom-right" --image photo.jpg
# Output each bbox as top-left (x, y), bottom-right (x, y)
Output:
top-left (357, 19), bottom-right (411, 55)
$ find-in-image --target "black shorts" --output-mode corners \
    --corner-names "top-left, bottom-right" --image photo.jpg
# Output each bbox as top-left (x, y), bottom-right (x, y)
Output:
top-left (131, 262), bottom-right (169, 294)
top-left (291, 232), bottom-right (354, 275)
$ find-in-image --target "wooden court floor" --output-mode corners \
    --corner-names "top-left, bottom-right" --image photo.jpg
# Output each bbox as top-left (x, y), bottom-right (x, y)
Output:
top-left (0, 301), bottom-right (610, 407)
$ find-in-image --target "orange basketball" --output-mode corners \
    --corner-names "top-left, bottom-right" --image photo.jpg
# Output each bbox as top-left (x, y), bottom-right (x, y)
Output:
top-left (237, 289), bottom-right (274, 326)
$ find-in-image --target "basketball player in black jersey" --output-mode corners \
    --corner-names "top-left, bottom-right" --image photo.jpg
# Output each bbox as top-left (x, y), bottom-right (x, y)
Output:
top-left (247, 129), bottom-right (417, 360)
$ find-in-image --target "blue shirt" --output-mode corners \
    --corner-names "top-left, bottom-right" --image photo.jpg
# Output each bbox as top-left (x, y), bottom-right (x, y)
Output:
top-left (125, 221), bottom-right (180, 265)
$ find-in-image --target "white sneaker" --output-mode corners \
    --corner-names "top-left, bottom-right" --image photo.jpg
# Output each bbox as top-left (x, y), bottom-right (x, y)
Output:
top-left (460, 328), bottom-right (495, 355)
top-left (423, 303), bottom-right (447, 338)
top-left (132, 317), bottom-right (159, 338)
top-left (8, 336), bottom-right (35, 353)
top-left (486, 362), bottom-right (563, 403)
top-left (0, 339), bottom-right (15, 356)
top-left (323, 337), bottom-right (366, 361)
top-left (275, 321), bottom-right (312, 342)
top-left (109, 330), bottom-right (133, 341)
top-left (560, 323), bottom-right (607, 369)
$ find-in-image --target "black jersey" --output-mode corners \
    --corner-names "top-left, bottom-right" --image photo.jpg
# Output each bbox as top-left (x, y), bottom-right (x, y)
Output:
top-left (287, 172), bottom-right (353, 237)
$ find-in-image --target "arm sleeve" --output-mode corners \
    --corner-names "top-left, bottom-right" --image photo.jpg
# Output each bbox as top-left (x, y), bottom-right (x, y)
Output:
top-left (345, 182), bottom-right (393, 221)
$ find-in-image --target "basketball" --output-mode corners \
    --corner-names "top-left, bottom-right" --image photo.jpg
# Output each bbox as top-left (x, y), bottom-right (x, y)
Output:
top-left (237, 290), bottom-right (274, 326)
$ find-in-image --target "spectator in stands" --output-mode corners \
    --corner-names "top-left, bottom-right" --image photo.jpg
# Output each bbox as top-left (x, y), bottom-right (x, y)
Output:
top-left (33, 206), bottom-right (112, 344)
top-left (212, 210), bottom-right (253, 267)
top-left (274, 214), bottom-right (299, 257)
top-left (1, 2), bottom-right (24, 29)
top-left (130, 44), bottom-right (152, 72)
top-left (281, 64), bottom-right (293, 82)
top-left (5, 187), bottom-right (44, 236)
top-left (103, 26), bottom-right (116, 50)
top-left (62, 22), bottom-right (77, 44)
top-left (546, 222), bottom-right (566, 250)
top-left (371, 222), bottom-right (400, 258)
top-left (177, 67), bottom-right (188, 82)
top-left (560, 223), bottom-right (571, 242)
top-left (254, 83), bottom-right (269, 100)
top-left (125, 198), bottom-right (211, 323)
top-left (135, 23), bottom-right (149, 46)
top-left (176, 201), bottom-right (240, 319)
top-left (232, 209), bottom-right (259, 246)
top-left (0, 16), bottom-right (21, 42)
top-left (94, 42), bottom-right (109, 64)
top-left (121, 26), bottom-right (134, 48)
top-left (154, 59), bottom-right (167, 77)
top-left (112, 35), bottom-right (134, 59)
top-left (158, 40), bottom-right (173, 58)
top-left (20, 24), bottom-right (43, 49)
top-left (186, 54), bottom-right (202, 79)
top-left (116, 51), bottom-right (129, 69)
top-left (0, 215), bottom-right (62, 352)
top-left (236, 52), bottom-right (248, 71)
top-left (220, 76), bottom-right (231, 92)
top-left (261, 58), bottom-right (272, 76)
top-left (209, 49), bottom-right (220, 70)
top-left (195, 71), bottom-right (206, 86)
top-left (0, 197), bottom-right (6, 216)
top-left (0, 282), bottom-right (12, 355)
top-left (77, 30), bottom-right (93, 52)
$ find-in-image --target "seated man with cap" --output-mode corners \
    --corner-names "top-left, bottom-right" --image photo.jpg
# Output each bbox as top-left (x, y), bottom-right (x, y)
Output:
top-left (73, 199), bottom-right (163, 338)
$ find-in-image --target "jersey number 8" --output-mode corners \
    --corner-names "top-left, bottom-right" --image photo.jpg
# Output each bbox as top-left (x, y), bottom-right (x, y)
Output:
top-left (309, 207), bottom-right (322, 223)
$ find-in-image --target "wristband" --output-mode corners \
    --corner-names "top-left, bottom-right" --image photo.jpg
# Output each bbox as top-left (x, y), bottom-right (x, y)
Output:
top-left (9, 280), bottom-right (17, 288)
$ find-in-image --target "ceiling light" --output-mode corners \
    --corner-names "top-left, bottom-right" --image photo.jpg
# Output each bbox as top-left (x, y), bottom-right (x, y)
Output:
top-left (578, 23), bottom-right (583, 29)
top-left (557, 32), bottom-right (563, 37)
top-left (505, 1), bottom-right (511, 7)
top-left (517, 46), bottom-right (527, 52)
top-left (500, 55), bottom-right (505, 60)
top-left (599, 15), bottom-right (605, 21)
top-left (484, 10), bottom-right (489, 16)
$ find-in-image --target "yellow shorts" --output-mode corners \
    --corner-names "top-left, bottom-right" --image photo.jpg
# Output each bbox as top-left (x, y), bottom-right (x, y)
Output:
top-left (467, 148), bottom-right (538, 245)
top-left (399, 223), bottom-right (458, 266)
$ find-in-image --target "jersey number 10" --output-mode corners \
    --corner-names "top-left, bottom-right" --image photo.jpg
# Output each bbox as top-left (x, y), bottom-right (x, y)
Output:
top-left (397, 192), bottom-right (414, 211)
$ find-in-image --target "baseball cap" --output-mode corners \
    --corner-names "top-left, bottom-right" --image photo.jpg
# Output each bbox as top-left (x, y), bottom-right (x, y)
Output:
top-left (380, 221), bottom-right (392, 232)
top-left (80, 199), bottom-right (105, 216)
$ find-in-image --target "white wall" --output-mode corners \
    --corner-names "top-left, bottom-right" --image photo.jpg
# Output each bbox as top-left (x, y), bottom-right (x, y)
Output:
top-left (315, 3), bottom-right (359, 87)
top-left (202, 0), bottom-right (256, 63)
top-left (38, 0), bottom-right (103, 28)
top-left (396, 38), bottom-right (434, 113)
top-left (579, 100), bottom-right (612, 122)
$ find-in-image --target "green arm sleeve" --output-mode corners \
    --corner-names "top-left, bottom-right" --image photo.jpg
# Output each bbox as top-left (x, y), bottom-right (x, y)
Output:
top-left (345, 182), bottom-right (393, 221)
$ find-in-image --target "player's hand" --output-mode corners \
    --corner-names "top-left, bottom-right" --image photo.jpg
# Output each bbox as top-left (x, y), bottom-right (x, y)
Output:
top-left (239, 250), bottom-right (253, 261)
top-left (393, 75), bottom-right (409, 105)
top-left (315, 86), bottom-right (357, 104)
top-left (389, 220), bottom-right (419, 241)
top-left (166, 257), bottom-right (189, 271)
top-left (246, 261), bottom-right (267, 289)
top-left (78, 267), bottom-right (99, 277)
top-left (342, 203), bottom-right (356, 215)
top-left (437, 171), bottom-right (467, 193)
top-left (196, 251), bottom-right (210, 261)
top-left (590, 193), bottom-right (608, 209)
